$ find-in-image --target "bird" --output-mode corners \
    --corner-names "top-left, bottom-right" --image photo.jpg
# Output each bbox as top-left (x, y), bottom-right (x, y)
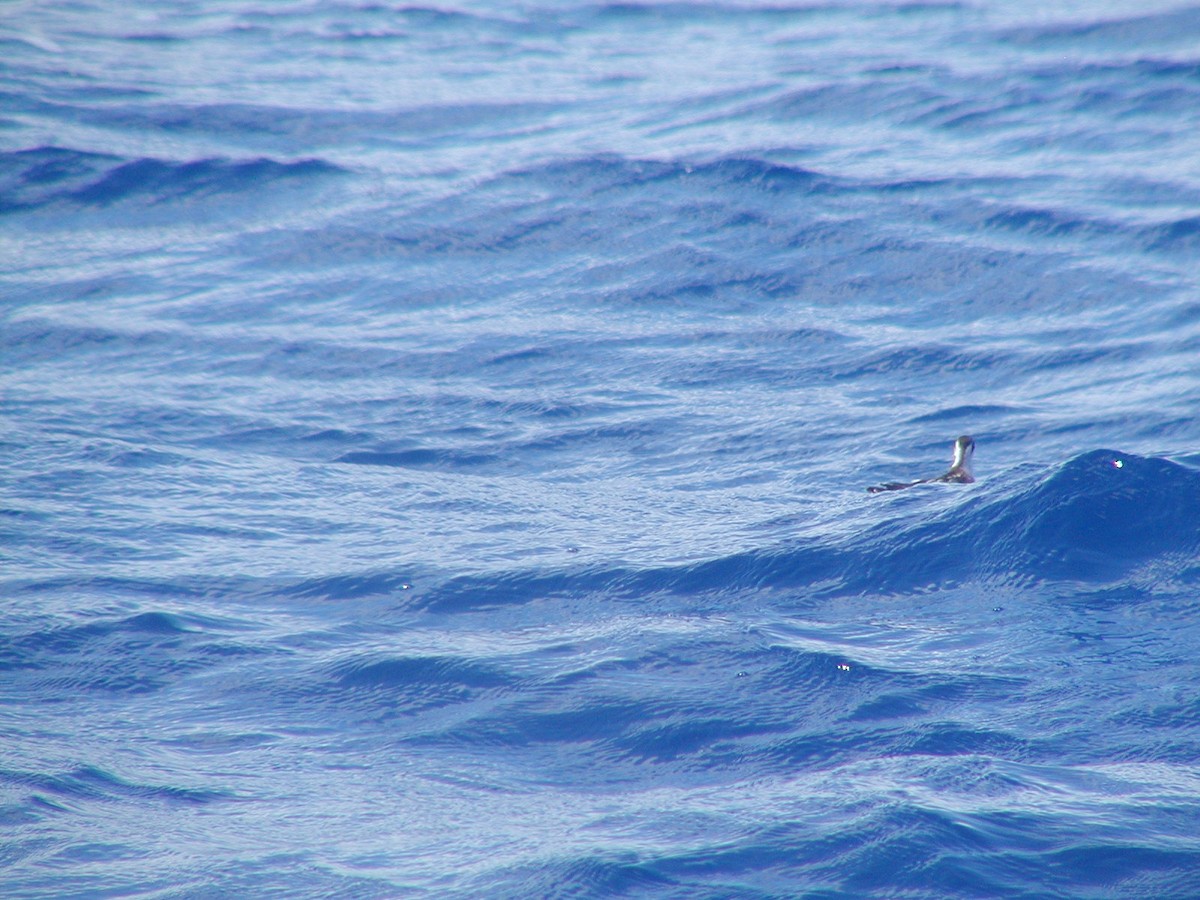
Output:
top-left (867, 435), bottom-right (975, 493)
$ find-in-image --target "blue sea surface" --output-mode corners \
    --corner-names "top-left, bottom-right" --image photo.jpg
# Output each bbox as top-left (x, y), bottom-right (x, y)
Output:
top-left (4, 1), bottom-right (1200, 896)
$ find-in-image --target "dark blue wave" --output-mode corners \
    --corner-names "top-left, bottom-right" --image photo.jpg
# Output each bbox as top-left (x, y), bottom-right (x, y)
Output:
top-left (326, 654), bottom-right (517, 714)
top-left (998, 7), bottom-right (1200, 48)
top-left (0, 317), bottom-right (182, 367)
top-left (403, 448), bottom-right (1200, 614)
top-left (156, 444), bottom-right (1186, 619)
top-left (67, 100), bottom-right (561, 144)
top-left (1142, 216), bottom-right (1200, 254)
top-left (983, 205), bottom-right (1124, 240)
top-left (336, 448), bottom-right (502, 471)
top-left (0, 605), bottom-right (262, 695)
top-left (0, 764), bottom-right (231, 806)
top-left (467, 855), bottom-right (677, 898)
top-left (0, 146), bottom-right (342, 213)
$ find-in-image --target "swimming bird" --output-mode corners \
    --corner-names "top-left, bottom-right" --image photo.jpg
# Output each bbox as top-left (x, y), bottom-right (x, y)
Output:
top-left (867, 435), bottom-right (975, 493)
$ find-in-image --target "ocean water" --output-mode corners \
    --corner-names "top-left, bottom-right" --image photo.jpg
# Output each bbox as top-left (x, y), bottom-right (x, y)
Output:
top-left (4, 0), bottom-right (1200, 896)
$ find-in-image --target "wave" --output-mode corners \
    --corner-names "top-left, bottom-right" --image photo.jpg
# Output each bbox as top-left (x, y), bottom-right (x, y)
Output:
top-left (0, 317), bottom-right (182, 367)
top-left (715, 447), bottom-right (1200, 593)
top-left (179, 447), bottom-right (1200, 615)
top-left (392, 447), bottom-right (1200, 613)
top-left (0, 146), bottom-right (342, 214)
top-left (997, 7), bottom-right (1200, 49)
top-left (70, 99), bottom-right (561, 145)
top-left (1142, 216), bottom-right (1200, 255)
top-left (325, 653), bottom-right (517, 715)
top-left (0, 604), bottom-right (263, 697)
top-left (0, 763), bottom-right (232, 807)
